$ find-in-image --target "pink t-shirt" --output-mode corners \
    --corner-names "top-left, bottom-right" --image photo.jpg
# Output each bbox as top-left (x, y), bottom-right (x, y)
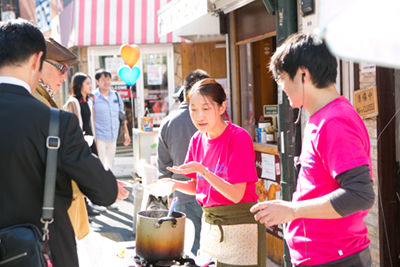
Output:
top-left (185, 122), bottom-right (259, 208)
top-left (286, 97), bottom-right (372, 266)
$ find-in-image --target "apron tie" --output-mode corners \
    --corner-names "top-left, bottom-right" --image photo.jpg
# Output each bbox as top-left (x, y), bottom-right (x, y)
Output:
top-left (205, 213), bottom-right (227, 242)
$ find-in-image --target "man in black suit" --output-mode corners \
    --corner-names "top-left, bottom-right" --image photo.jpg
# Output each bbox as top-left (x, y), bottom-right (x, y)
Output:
top-left (0, 19), bottom-right (129, 266)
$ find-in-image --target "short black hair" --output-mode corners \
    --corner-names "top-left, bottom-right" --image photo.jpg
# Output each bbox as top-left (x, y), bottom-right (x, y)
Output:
top-left (269, 33), bottom-right (337, 89)
top-left (0, 19), bottom-right (46, 70)
top-left (95, 69), bottom-right (112, 81)
top-left (183, 69), bottom-right (210, 99)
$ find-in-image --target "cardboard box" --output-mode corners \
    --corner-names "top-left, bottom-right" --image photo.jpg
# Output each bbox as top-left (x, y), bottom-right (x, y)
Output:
top-left (140, 117), bottom-right (153, 131)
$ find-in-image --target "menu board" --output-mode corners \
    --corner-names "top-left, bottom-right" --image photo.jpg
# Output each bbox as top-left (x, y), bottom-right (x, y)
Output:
top-left (255, 152), bottom-right (283, 239)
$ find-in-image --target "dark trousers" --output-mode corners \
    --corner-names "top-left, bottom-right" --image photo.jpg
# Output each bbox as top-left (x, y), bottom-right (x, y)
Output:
top-left (303, 247), bottom-right (372, 267)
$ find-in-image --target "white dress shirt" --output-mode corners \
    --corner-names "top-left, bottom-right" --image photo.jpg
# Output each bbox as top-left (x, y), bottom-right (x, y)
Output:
top-left (0, 76), bottom-right (31, 93)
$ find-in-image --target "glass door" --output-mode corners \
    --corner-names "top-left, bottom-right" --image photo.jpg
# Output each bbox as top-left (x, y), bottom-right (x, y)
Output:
top-left (88, 44), bottom-right (175, 130)
top-left (135, 45), bottom-right (174, 128)
top-left (239, 43), bottom-right (255, 139)
top-left (142, 53), bottom-right (169, 127)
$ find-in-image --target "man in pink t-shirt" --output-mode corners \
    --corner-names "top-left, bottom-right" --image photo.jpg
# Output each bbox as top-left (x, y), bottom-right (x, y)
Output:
top-left (251, 33), bottom-right (375, 266)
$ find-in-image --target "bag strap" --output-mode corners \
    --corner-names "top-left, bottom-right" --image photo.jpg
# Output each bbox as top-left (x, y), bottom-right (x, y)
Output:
top-left (115, 91), bottom-right (126, 122)
top-left (115, 91), bottom-right (121, 109)
top-left (41, 107), bottom-right (60, 241)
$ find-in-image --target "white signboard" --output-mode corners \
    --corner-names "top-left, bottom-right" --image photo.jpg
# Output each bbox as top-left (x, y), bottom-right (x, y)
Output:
top-left (1, 11), bottom-right (16, 21)
top-left (35, 0), bottom-right (52, 33)
top-left (158, 0), bottom-right (209, 36)
top-left (261, 153), bottom-right (276, 180)
top-left (360, 63), bottom-right (376, 73)
top-left (147, 65), bottom-right (163, 85)
top-left (105, 57), bottom-right (125, 83)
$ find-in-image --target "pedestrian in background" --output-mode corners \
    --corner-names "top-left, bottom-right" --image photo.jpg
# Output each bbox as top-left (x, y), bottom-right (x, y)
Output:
top-left (251, 32), bottom-right (375, 266)
top-left (64, 72), bottom-right (98, 155)
top-left (0, 19), bottom-right (128, 267)
top-left (92, 69), bottom-right (131, 211)
top-left (157, 69), bottom-right (210, 255)
top-left (169, 84), bottom-right (185, 114)
top-left (159, 78), bottom-right (266, 266)
top-left (64, 72), bottom-right (102, 222)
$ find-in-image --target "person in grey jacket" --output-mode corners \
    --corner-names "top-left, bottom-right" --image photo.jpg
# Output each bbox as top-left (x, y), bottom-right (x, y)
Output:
top-left (157, 69), bottom-right (210, 255)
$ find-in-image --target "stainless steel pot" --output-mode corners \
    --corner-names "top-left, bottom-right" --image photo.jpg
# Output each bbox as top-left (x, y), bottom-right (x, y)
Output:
top-left (135, 210), bottom-right (186, 262)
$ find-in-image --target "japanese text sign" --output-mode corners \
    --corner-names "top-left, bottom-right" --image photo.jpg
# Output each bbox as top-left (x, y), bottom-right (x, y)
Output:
top-left (353, 86), bottom-right (378, 119)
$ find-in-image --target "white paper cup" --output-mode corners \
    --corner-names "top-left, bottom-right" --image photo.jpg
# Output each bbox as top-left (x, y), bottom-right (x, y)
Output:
top-left (147, 181), bottom-right (174, 197)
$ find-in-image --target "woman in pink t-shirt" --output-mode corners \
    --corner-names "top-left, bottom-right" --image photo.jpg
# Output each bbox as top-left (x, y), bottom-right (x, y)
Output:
top-left (163, 78), bottom-right (266, 267)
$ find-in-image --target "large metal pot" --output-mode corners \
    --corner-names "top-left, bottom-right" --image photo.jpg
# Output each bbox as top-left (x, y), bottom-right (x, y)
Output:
top-left (135, 210), bottom-right (186, 262)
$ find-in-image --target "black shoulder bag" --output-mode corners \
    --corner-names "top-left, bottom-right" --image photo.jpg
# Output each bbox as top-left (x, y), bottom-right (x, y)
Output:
top-left (115, 91), bottom-right (126, 137)
top-left (0, 107), bottom-right (60, 267)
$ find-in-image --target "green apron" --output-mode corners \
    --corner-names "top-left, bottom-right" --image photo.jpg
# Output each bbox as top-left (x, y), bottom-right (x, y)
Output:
top-left (202, 202), bottom-right (267, 267)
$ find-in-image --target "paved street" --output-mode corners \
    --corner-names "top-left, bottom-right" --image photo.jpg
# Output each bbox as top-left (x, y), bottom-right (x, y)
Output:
top-left (76, 144), bottom-right (281, 266)
top-left (77, 144), bottom-right (137, 266)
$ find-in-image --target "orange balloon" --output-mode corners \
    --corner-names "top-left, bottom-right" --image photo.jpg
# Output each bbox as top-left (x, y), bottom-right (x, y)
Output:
top-left (120, 44), bottom-right (141, 67)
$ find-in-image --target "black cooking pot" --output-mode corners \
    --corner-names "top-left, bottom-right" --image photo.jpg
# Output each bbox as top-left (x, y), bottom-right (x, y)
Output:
top-left (135, 210), bottom-right (186, 262)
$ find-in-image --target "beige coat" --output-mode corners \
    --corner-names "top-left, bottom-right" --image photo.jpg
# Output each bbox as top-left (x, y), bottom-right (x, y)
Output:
top-left (63, 96), bottom-right (98, 148)
top-left (32, 83), bottom-right (57, 108)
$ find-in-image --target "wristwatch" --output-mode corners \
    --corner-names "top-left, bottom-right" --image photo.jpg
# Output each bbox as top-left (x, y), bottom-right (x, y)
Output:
top-left (199, 167), bottom-right (209, 177)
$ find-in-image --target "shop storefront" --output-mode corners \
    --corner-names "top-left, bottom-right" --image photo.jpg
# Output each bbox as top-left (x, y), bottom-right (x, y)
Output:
top-left (229, 1), bottom-right (282, 264)
top-left (87, 44), bottom-right (175, 129)
top-left (231, 2), bottom-right (398, 265)
top-left (52, 0), bottom-right (189, 133)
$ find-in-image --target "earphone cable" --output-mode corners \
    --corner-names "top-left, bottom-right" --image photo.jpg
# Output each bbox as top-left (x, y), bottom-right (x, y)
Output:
top-left (293, 81), bottom-right (310, 265)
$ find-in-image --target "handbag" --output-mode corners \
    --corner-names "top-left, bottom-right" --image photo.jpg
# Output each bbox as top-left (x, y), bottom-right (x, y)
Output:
top-left (0, 107), bottom-right (60, 267)
top-left (115, 91), bottom-right (126, 137)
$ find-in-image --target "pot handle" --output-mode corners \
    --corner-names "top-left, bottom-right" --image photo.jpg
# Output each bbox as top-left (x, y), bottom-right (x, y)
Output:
top-left (154, 217), bottom-right (177, 228)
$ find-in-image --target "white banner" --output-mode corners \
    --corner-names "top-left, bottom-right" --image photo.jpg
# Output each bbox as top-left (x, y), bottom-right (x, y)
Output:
top-left (35, 0), bottom-right (52, 33)
top-left (157, 0), bottom-right (209, 36)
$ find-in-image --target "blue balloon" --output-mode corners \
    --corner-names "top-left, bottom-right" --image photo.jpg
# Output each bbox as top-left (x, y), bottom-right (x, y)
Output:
top-left (118, 65), bottom-right (140, 86)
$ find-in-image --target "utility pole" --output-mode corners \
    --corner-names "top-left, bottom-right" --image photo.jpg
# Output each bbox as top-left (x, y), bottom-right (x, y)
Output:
top-left (274, 1), bottom-right (300, 267)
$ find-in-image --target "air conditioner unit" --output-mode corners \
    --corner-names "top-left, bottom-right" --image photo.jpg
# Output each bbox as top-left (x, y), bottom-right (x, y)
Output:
top-left (210, 0), bottom-right (256, 14)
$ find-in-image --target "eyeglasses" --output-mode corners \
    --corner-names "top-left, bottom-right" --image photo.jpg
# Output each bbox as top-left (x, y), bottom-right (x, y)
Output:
top-left (45, 60), bottom-right (68, 75)
top-left (274, 74), bottom-right (284, 85)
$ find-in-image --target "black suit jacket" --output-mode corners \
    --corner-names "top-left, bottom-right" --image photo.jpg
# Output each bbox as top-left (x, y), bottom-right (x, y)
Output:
top-left (0, 84), bottom-right (118, 266)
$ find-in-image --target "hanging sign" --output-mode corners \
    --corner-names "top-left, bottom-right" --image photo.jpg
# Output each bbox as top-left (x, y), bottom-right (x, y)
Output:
top-left (35, 0), bottom-right (52, 33)
top-left (115, 89), bottom-right (131, 99)
top-left (353, 86), bottom-right (378, 119)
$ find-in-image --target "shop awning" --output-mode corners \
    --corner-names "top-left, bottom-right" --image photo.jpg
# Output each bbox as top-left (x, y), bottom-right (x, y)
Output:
top-left (52, 0), bottom-right (188, 48)
top-left (157, 0), bottom-right (256, 41)
top-left (157, 0), bottom-right (224, 42)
